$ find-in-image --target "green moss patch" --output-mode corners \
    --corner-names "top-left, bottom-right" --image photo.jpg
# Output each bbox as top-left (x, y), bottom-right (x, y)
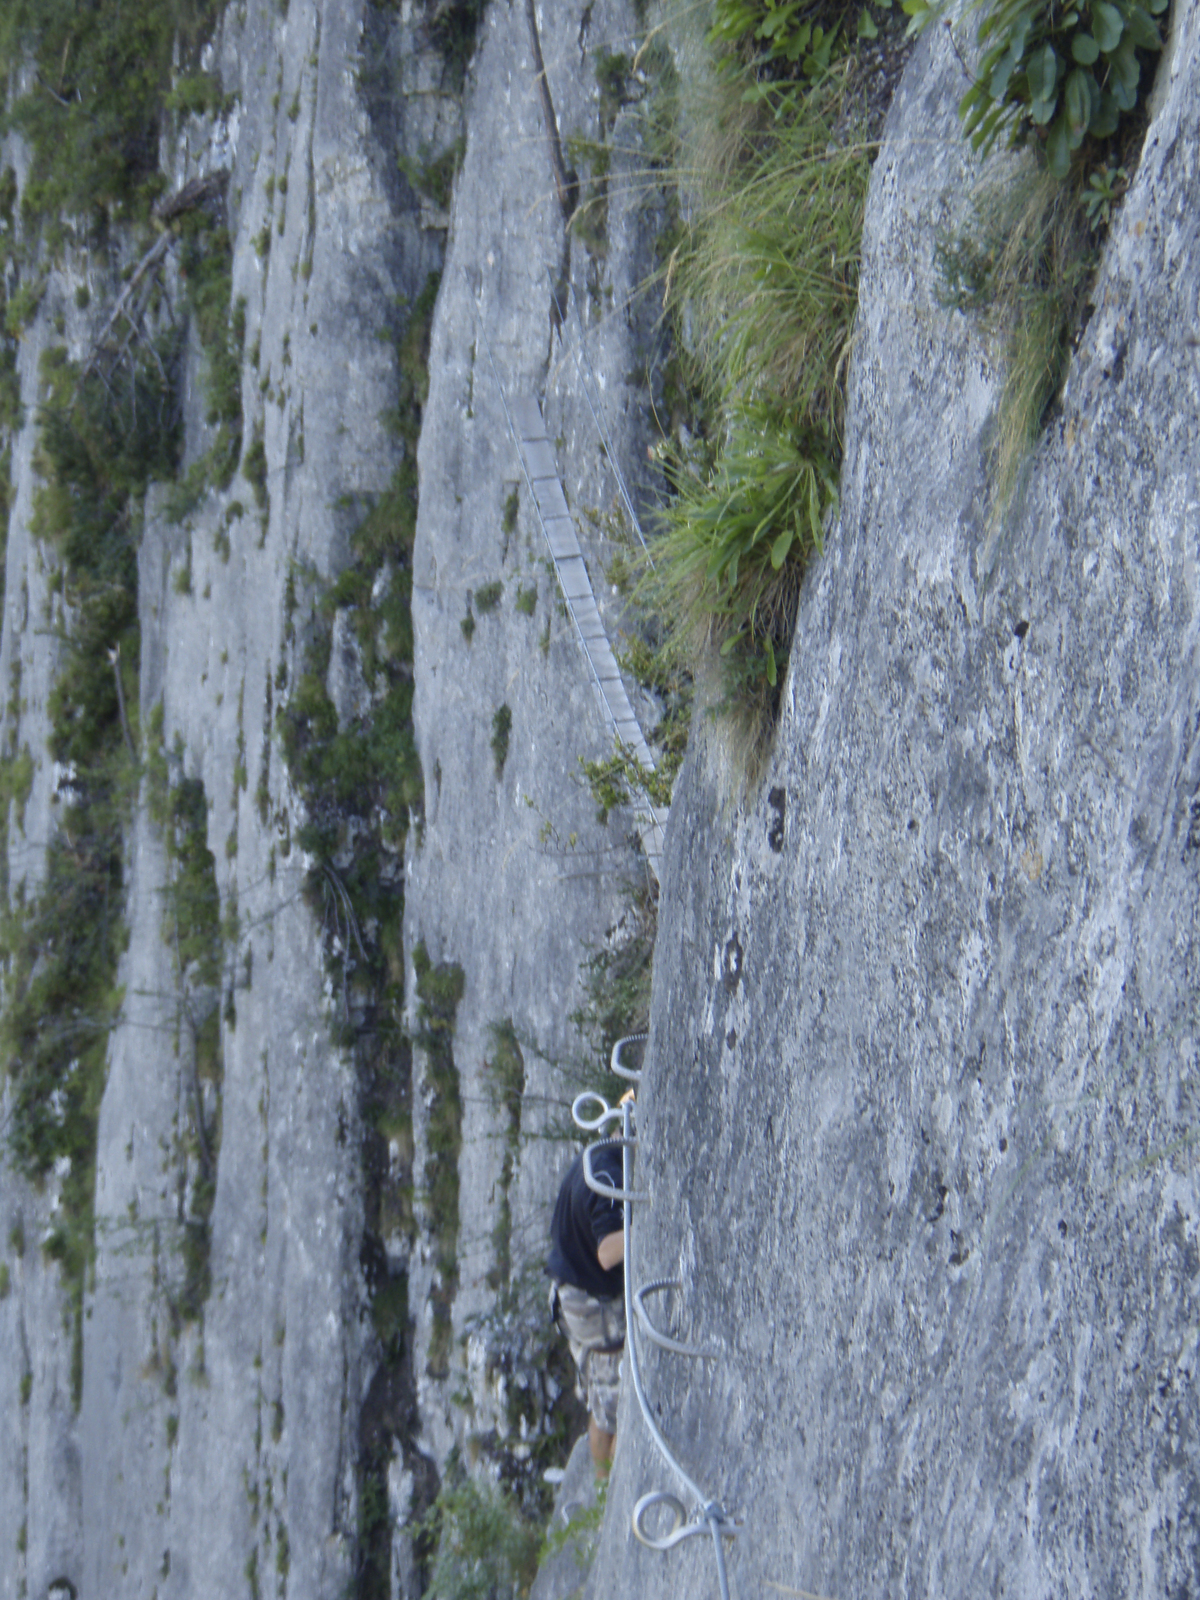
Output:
top-left (484, 1021), bottom-right (524, 1299)
top-left (2, 329), bottom-right (182, 1399)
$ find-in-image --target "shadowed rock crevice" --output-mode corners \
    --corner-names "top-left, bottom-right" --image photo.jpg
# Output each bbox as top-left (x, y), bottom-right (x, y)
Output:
top-left (525, 0), bottom-right (580, 225)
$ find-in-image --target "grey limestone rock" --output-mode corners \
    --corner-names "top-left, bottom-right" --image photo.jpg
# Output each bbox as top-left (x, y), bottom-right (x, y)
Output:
top-left (6, 0), bottom-right (1193, 1594)
top-left (328, 608), bottom-right (374, 730)
top-left (0, 0), bottom-right (665, 1592)
top-left (529, 1433), bottom-right (602, 1600)
top-left (589, 9), bottom-right (1200, 1600)
top-left (403, 0), bottom-right (665, 1469)
top-left (0, 1), bottom-right (463, 1594)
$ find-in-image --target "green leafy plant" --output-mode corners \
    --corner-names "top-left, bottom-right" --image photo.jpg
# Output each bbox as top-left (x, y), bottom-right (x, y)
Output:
top-left (428, 0), bottom-right (486, 87)
top-left (276, 272), bottom-right (437, 1572)
top-left (243, 428), bottom-right (268, 512)
top-left (165, 70), bottom-right (223, 117)
top-left (569, 881), bottom-right (656, 1081)
top-left (856, 0), bottom-right (896, 39)
top-left (1, 336), bottom-right (182, 1373)
top-left (595, 49), bottom-right (633, 124)
top-left (4, 278), bottom-right (45, 335)
top-left (539, 1475), bottom-right (607, 1569)
top-left (617, 635), bottom-right (692, 775)
top-left (709, 0), bottom-right (843, 79)
top-left (1082, 161), bottom-right (1127, 226)
top-left (151, 767), bottom-right (224, 1319)
top-left (420, 1473), bottom-right (540, 1600)
top-left (566, 134), bottom-right (613, 258)
top-left (659, 409), bottom-right (835, 683)
top-left (0, 0), bottom-right (222, 227)
top-left (905, 0), bottom-right (1169, 178)
top-left (412, 942), bottom-right (465, 1378)
top-left (397, 139), bottom-right (465, 210)
top-left (937, 168), bottom-right (1095, 520)
top-left (167, 222), bottom-right (244, 520)
top-left (580, 738), bottom-right (675, 823)
top-left (475, 580), bottom-right (503, 614)
top-left (277, 607), bottom-right (420, 864)
top-left (484, 1020), bottom-right (525, 1295)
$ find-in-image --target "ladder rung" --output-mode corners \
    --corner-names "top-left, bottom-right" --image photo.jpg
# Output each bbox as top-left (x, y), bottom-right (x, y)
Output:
top-left (510, 395), bottom-right (545, 440)
top-left (519, 437), bottom-right (558, 479)
top-left (543, 516), bottom-right (577, 560)
top-left (558, 557), bottom-right (592, 600)
top-left (532, 476), bottom-right (570, 521)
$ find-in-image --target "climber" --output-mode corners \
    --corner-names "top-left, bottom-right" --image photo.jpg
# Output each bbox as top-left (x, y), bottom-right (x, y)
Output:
top-left (546, 1094), bottom-right (634, 1473)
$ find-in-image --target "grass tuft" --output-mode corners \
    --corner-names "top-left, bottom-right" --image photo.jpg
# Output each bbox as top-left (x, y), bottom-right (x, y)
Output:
top-left (937, 167), bottom-right (1095, 529)
top-left (644, 58), bottom-right (872, 771)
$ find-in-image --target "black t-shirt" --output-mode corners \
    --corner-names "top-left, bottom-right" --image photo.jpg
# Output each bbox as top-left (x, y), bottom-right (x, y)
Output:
top-left (546, 1143), bottom-right (624, 1300)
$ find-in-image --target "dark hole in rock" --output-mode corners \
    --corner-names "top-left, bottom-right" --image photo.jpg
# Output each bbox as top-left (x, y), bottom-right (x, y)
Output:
top-left (767, 786), bottom-right (786, 852)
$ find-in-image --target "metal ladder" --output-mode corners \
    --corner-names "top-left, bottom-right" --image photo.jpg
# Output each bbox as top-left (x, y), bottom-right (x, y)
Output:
top-left (470, 279), bottom-right (669, 882)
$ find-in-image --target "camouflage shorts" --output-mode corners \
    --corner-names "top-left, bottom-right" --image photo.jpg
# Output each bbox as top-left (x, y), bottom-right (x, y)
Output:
top-left (551, 1281), bottom-right (625, 1434)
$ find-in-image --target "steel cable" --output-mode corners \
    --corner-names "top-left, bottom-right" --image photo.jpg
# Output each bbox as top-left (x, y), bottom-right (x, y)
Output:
top-left (573, 1083), bottom-right (737, 1599)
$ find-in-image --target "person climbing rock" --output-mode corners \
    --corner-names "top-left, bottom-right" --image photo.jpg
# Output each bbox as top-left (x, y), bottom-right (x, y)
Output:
top-left (546, 1100), bottom-right (633, 1472)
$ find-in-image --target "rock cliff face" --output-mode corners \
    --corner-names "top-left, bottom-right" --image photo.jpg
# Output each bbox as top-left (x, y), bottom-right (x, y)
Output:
top-left (402, 0), bottom-right (662, 1463)
top-left (0, 1), bottom-right (656, 1595)
top-left (1, 0), bottom-right (1197, 1596)
top-left (2, 4), bottom-right (427, 1593)
top-left (593, 10), bottom-right (1200, 1600)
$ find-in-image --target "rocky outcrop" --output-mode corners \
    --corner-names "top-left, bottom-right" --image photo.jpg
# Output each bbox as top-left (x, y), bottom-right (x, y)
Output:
top-left (0, 0), bottom-right (665, 1593)
top-left (591, 9), bottom-right (1200, 1599)
top-left (402, 0), bottom-right (662, 1466)
top-left (1, 2), bottom-right (444, 1595)
top-left (5, 0), bottom-right (1194, 1595)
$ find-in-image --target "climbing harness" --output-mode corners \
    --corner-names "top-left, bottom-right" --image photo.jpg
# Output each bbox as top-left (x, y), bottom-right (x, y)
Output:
top-left (571, 1035), bottom-right (739, 1600)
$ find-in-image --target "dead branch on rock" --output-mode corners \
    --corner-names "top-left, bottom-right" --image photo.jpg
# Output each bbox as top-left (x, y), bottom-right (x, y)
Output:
top-left (106, 643), bottom-right (137, 759)
top-left (73, 170), bottom-right (228, 398)
top-left (152, 169), bottom-right (228, 225)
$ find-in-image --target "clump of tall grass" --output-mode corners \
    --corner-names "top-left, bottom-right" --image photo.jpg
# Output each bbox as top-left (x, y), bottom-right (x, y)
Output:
top-left (937, 167), bottom-right (1096, 530)
top-left (647, 60), bottom-right (872, 768)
